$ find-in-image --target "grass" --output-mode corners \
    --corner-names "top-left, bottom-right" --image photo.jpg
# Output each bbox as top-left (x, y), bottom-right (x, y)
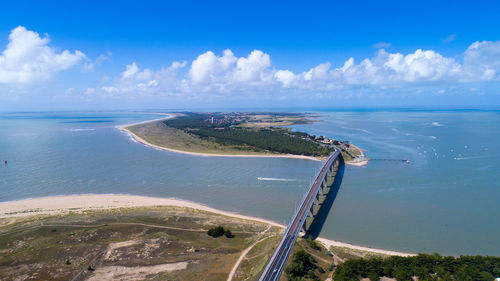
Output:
top-left (126, 113), bottom-right (335, 158)
top-left (233, 229), bottom-right (282, 281)
top-left (328, 245), bottom-right (390, 260)
top-left (278, 237), bottom-right (335, 281)
top-left (0, 206), bottom-right (268, 281)
top-left (128, 121), bottom-right (274, 155)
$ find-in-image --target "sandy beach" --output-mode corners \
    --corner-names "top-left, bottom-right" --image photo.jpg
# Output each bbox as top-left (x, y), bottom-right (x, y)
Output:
top-left (117, 122), bottom-right (323, 161)
top-left (0, 194), bottom-right (412, 257)
top-left (117, 117), bottom-right (368, 165)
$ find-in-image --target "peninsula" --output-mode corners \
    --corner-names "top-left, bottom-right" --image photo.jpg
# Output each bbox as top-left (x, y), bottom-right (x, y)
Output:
top-left (119, 112), bottom-right (368, 165)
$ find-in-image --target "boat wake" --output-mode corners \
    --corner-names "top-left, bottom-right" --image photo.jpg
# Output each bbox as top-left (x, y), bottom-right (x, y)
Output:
top-left (257, 177), bottom-right (297, 182)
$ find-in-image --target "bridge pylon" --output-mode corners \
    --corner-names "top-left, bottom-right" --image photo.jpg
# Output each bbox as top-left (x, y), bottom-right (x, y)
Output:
top-left (259, 149), bottom-right (345, 281)
top-left (301, 155), bottom-right (345, 237)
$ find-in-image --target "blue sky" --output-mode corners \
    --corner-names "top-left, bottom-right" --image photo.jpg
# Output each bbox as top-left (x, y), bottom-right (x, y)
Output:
top-left (0, 0), bottom-right (499, 110)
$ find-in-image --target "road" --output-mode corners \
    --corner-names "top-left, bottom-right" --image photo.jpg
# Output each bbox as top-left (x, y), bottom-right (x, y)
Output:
top-left (259, 148), bottom-right (341, 281)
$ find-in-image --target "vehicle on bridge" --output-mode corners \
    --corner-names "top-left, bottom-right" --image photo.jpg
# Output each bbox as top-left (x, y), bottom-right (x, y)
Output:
top-left (259, 148), bottom-right (345, 281)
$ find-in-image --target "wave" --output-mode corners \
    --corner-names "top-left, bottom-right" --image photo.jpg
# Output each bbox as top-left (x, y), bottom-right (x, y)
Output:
top-left (391, 127), bottom-right (413, 136)
top-left (339, 126), bottom-right (372, 134)
top-left (431, 122), bottom-right (444, 127)
top-left (257, 177), bottom-right (297, 182)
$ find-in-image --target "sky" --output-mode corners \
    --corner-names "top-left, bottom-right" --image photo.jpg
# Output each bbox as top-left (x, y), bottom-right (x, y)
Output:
top-left (0, 0), bottom-right (499, 110)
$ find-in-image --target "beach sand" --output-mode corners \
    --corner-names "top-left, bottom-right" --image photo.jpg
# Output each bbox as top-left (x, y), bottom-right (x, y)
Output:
top-left (117, 117), bottom-right (368, 165)
top-left (0, 194), bottom-right (412, 257)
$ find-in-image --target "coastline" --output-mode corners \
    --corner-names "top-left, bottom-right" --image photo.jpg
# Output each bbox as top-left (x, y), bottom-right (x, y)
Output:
top-left (117, 117), bottom-right (368, 165)
top-left (117, 120), bottom-right (322, 161)
top-left (0, 194), bottom-right (413, 257)
top-left (345, 144), bottom-right (369, 166)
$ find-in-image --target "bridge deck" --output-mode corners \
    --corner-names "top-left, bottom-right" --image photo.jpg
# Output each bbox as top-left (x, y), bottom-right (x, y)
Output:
top-left (259, 148), bottom-right (341, 281)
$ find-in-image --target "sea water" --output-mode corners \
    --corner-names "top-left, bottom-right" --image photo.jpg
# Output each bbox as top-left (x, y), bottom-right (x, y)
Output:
top-left (0, 109), bottom-right (499, 255)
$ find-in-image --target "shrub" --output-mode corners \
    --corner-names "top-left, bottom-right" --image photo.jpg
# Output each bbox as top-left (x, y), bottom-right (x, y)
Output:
top-left (306, 237), bottom-right (321, 251)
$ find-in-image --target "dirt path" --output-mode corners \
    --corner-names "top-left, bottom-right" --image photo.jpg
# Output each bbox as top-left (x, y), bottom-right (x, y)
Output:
top-left (227, 225), bottom-right (272, 281)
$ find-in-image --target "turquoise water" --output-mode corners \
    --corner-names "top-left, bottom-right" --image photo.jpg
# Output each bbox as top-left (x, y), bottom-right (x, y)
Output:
top-left (0, 109), bottom-right (499, 255)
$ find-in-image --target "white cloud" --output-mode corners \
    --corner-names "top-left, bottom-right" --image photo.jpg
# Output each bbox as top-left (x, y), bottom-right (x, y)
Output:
top-left (121, 62), bottom-right (140, 79)
top-left (84, 88), bottom-right (95, 95)
top-left (98, 42), bottom-right (500, 99)
top-left (189, 49), bottom-right (236, 84)
top-left (82, 51), bottom-right (112, 71)
top-left (101, 86), bottom-right (119, 93)
top-left (372, 42), bottom-right (392, 49)
top-left (443, 34), bottom-right (457, 43)
top-left (274, 70), bottom-right (296, 87)
top-left (188, 49), bottom-right (274, 91)
top-left (232, 50), bottom-right (273, 84)
top-left (65, 87), bottom-right (75, 95)
top-left (98, 61), bottom-right (187, 97)
top-left (83, 62), bottom-right (94, 71)
top-left (463, 40), bottom-right (500, 81)
top-left (0, 26), bottom-right (85, 83)
top-left (96, 52), bottom-right (112, 65)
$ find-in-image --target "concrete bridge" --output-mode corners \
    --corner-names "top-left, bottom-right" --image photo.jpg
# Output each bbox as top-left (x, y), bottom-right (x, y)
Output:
top-left (259, 148), bottom-right (345, 281)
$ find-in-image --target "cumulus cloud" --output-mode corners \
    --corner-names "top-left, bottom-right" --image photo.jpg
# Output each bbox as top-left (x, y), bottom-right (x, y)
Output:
top-left (463, 41), bottom-right (500, 81)
top-left (82, 51), bottom-right (112, 71)
top-left (0, 26), bottom-right (85, 83)
top-left (98, 61), bottom-right (187, 97)
top-left (98, 42), bottom-right (500, 98)
top-left (187, 49), bottom-right (273, 92)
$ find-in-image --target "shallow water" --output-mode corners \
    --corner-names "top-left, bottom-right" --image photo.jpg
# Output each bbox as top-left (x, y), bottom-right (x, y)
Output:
top-left (0, 109), bottom-right (499, 255)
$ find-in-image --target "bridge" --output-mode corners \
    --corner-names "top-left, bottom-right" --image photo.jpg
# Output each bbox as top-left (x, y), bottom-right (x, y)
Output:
top-left (259, 148), bottom-right (345, 281)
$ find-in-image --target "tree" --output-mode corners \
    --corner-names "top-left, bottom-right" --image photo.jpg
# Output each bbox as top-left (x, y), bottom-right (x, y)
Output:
top-left (393, 267), bottom-right (412, 281)
top-left (285, 250), bottom-right (318, 280)
top-left (224, 229), bottom-right (234, 238)
top-left (478, 271), bottom-right (494, 281)
top-left (207, 226), bottom-right (225, 237)
top-left (367, 271), bottom-right (379, 281)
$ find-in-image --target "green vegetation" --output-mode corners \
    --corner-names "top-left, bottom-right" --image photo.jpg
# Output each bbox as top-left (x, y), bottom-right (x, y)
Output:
top-left (281, 238), bottom-right (335, 281)
top-left (333, 253), bottom-right (500, 281)
top-left (193, 127), bottom-right (332, 156)
top-left (0, 207), bottom-right (337, 281)
top-left (206, 225), bottom-right (234, 238)
top-left (224, 229), bottom-right (234, 238)
top-left (234, 235), bottom-right (281, 281)
top-left (285, 250), bottom-right (320, 281)
top-left (127, 112), bottom-right (366, 160)
top-left (0, 206), bottom-right (271, 281)
top-left (305, 237), bottom-right (321, 251)
top-left (207, 225), bottom-right (225, 237)
top-left (163, 113), bottom-right (333, 157)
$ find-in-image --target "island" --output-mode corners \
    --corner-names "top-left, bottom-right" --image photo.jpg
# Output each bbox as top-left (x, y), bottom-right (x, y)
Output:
top-left (119, 112), bottom-right (368, 165)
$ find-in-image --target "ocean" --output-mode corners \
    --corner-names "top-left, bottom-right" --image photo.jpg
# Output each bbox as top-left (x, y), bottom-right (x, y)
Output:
top-left (0, 109), bottom-right (499, 255)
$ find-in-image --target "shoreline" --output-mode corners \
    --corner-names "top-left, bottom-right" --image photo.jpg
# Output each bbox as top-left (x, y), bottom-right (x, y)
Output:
top-left (345, 144), bottom-right (369, 166)
top-left (117, 120), bottom-right (323, 161)
top-left (0, 194), bottom-right (413, 257)
top-left (117, 116), bottom-right (368, 165)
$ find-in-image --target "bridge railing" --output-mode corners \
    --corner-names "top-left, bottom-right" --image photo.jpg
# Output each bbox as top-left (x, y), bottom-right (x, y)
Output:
top-left (259, 148), bottom-right (341, 281)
